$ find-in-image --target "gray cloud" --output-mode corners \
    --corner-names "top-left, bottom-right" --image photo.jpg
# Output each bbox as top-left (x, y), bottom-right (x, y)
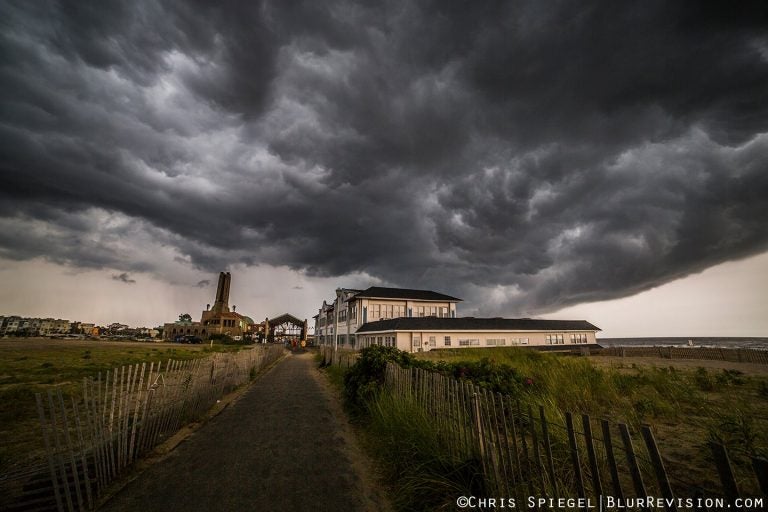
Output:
top-left (1, 0), bottom-right (768, 316)
top-left (196, 280), bottom-right (211, 288)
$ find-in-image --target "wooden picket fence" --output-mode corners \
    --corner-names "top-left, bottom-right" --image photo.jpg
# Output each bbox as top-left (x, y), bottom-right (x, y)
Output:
top-left (379, 363), bottom-right (768, 507)
top-left (597, 346), bottom-right (768, 364)
top-left (2, 346), bottom-right (284, 512)
top-left (319, 346), bottom-right (359, 369)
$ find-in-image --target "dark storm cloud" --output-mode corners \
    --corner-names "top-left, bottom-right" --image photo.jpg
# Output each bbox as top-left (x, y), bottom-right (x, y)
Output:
top-left (1, 0), bottom-right (768, 315)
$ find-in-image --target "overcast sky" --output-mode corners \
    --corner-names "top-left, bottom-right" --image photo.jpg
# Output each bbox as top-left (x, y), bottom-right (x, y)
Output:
top-left (1, 1), bottom-right (767, 337)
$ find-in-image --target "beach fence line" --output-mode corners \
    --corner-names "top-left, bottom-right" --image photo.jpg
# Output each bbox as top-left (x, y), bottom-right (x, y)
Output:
top-left (2, 346), bottom-right (285, 512)
top-left (381, 362), bottom-right (768, 506)
top-left (319, 346), bottom-right (359, 369)
top-left (596, 346), bottom-right (768, 364)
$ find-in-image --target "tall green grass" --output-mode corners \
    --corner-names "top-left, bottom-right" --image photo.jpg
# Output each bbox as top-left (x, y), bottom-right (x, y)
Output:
top-left (322, 347), bottom-right (768, 506)
top-left (364, 390), bottom-right (484, 511)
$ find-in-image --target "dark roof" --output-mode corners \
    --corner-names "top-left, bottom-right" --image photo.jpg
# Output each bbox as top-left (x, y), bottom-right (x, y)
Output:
top-left (349, 286), bottom-right (462, 302)
top-left (357, 317), bottom-right (600, 333)
top-left (268, 313), bottom-right (305, 326)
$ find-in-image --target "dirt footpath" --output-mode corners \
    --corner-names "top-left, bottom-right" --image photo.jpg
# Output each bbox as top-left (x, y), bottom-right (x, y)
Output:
top-left (99, 352), bottom-right (390, 512)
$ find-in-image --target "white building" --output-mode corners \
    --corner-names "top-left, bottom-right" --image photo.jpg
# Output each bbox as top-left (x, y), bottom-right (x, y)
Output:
top-left (356, 317), bottom-right (599, 352)
top-left (313, 286), bottom-right (600, 351)
top-left (314, 287), bottom-right (461, 349)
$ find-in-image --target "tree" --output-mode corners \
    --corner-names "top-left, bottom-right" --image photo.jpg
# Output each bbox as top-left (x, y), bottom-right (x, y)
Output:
top-left (179, 313), bottom-right (192, 323)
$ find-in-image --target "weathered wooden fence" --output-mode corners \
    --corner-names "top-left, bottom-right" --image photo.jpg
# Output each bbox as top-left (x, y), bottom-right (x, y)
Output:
top-left (319, 346), bottom-right (359, 369)
top-left (1, 346), bottom-right (285, 512)
top-left (382, 363), bottom-right (768, 507)
top-left (597, 346), bottom-right (768, 364)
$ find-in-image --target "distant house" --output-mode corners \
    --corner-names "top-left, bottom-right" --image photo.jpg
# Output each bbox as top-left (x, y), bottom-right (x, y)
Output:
top-left (314, 286), bottom-right (600, 352)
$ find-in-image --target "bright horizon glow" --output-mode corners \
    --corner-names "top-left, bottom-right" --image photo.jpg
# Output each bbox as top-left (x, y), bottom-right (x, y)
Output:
top-left (1, 251), bottom-right (766, 338)
top-left (543, 250), bottom-right (768, 338)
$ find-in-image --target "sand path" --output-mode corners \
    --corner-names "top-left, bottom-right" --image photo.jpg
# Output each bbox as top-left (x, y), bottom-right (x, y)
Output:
top-left (99, 351), bottom-right (389, 512)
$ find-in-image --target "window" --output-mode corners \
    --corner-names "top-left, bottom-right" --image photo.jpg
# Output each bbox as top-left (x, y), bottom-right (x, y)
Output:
top-left (429, 336), bottom-right (436, 347)
top-left (470, 339), bottom-right (480, 346)
top-left (339, 309), bottom-right (347, 322)
top-left (444, 336), bottom-right (451, 346)
top-left (394, 305), bottom-right (405, 318)
top-left (413, 336), bottom-right (421, 347)
top-left (440, 307), bottom-right (448, 317)
top-left (486, 338), bottom-right (505, 346)
top-left (428, 306), bottom-right (437, 317)
top-left (350, 305), bottom-right (357, 320)
top-left (546, 334), bottom-right (564, 345)
top-left (459, 339), bottom-right (480, 346)
top-left (417, 306), bottom-right (425, 317)
top-left (511, 337), bottom-right (529, 345)
top-left (570, 333), bottom-right (588, 344)
top-left (376, 336), bottom-right (383, 346)
top-left (371, 304), bottom-right (380, 320)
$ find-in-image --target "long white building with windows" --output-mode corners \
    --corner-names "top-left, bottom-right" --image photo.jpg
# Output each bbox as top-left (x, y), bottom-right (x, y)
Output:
top-left (313, 286), bottom-right (600, 352)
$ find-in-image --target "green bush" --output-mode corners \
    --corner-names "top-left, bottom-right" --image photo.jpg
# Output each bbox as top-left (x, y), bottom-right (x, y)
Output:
top-left (343, 345), bottom-right (416, 410)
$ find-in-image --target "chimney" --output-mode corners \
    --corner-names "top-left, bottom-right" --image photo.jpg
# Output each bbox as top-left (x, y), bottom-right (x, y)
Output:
top-left (210, 272), bottom-right (231, 314)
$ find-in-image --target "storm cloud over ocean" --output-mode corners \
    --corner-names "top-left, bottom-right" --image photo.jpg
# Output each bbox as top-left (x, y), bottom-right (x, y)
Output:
top-left (1, 1), bottom-right (767, 316)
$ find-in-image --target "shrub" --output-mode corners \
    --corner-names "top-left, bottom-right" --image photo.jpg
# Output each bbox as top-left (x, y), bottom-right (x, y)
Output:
top-left (343, 345), bottom-right (415, 410)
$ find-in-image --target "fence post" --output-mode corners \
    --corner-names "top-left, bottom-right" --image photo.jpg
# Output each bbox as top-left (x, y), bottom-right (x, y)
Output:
top-left (471, 392), bottom-right (486, 460)
top-left (751, 457), bottom-right (768, 496)
top-left (709, 442), bottom-right (740, 504)
top-left (582, 415), bottom-right (603, 499)
top-left (539, 406), bottom-right (559, 496)
top-left (36, 393), bottom-right (65, 512)
top-left (600, 420), bottom-right (624, 505)
top-left (565, 412), bottom-right (586, 503)
top-left (528, 404), bottom-right (547, 497)
top-left (640, 426), bottom-right (676, 512)
top-left (618, 423), bottom-right (649, 511)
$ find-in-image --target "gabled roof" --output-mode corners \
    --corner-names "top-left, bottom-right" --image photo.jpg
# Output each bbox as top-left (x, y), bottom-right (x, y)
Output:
top-left (269, 313), bottom-right (305, 327)
top-left (349, 286), bottom-right (462, 302)
top-left (357, 317), bottom-right (600, 333)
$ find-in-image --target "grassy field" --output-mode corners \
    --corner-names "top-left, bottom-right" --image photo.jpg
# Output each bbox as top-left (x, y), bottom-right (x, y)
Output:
top-left (414, 347), bottom-right (768, 491)
top-left (0, 337), bottom-right (245, 470)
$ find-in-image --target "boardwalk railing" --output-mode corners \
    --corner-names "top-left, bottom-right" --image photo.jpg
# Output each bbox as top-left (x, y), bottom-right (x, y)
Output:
top-left (2, 346), bottom-right (284, 512)
top-left (596, 346), bottom-right (768, 364)
top-left (381, 363), bottom-right (768, 507)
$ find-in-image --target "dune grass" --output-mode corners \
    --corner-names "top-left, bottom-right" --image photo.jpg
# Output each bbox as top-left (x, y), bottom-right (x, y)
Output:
top-left (326, 346), bottom-right (768, 506)
top-left (0, 339), bottom-right (244, 469)
top-left (414, 347), bottom-right (768, 491)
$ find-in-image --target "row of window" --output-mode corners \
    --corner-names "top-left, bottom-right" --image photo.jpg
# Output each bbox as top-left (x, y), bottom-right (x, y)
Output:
top-left (362, 335), bottom-right (396, 347)
top-left (546, 333), bottom-right (590, 344)
top-left (205, 319), bottom-right (238, 327)
top-left (320, 333), bottom-right (588, 347)
top-left (412, 336), bottom-right (532, 347)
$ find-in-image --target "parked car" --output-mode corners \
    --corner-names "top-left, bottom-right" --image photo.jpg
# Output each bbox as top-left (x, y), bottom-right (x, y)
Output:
top-left (174, 335), bottom-right (203, 344)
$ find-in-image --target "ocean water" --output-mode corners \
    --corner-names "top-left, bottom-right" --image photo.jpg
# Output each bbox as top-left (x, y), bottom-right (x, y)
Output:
top-left (597, 337), bottom-right (768, 351)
